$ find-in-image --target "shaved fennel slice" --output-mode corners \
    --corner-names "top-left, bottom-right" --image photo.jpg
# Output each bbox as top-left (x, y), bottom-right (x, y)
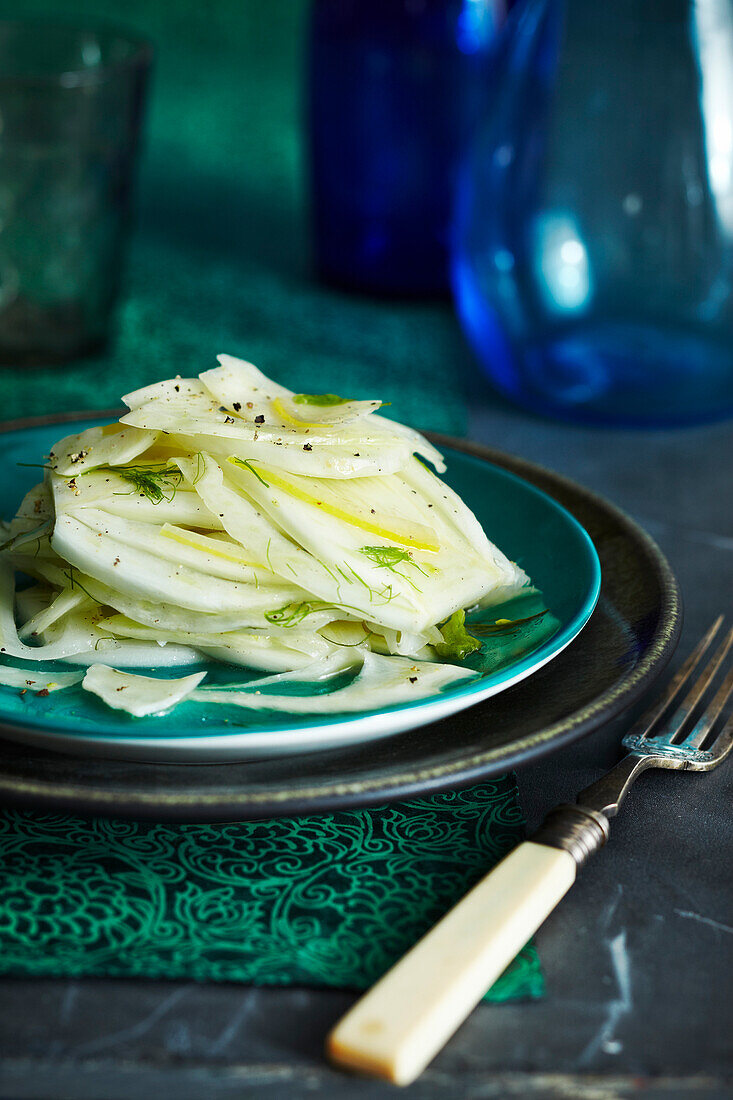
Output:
top-left (122, 396), bottom-right (415, 478)
top-left (18, 587), bottom-right (89, 640)
top-left (31, 602), bottom-right (202, 668)
top-left (177, 453), bottom-right (348, 590)
top-left (210, 355), bottom-right (292, 399)
top-left (50, 512), bottom-right (291, 615)
top-left (62, 642), bottom-right (203, 668)
top-left (368, 624), bottom-right (441, 659)
top-left (196, 649), bottom-right (362, 693)
top-left (15, 584), bottom-right (53, 625)
top-left (0, 562), bottom-right (102, 662)
top-left (62, 507), bottom-right (266, 586)
top-left (225, 459), bottom-right (516, 632)
top-left (9, 481), bottom-right (52, 526)
top-left (52, 467), bottom-right (223, 528)
top-left (204, 358), bottom-right (383, 427)
top-left (4, 482), bottom-right (53, 550)
top-left (191, 651), bottom-right (476, 713)
top-left (61, 573), bottom-right (315, 635)
top-left (182, 455), bottom-right (422, 631)
top-left (0, 665), bottom-right (84, 691)
top-left (206, 356), bottom-right (445, 471)
top-left (1, 519), bottom-right (52, 555)
top-left (271, 395), bottom-right (383, 427)
top-left (199, 643), bottom-right (328, 672)
top-left (122, 375), bottom-right (207, 410)
top-left (100, 613), bottom-right (334, 671)
top-left (370, 414), bottom-right (446, 473)
top-left (229, 461), bottom-right (440, 552)
top-left (50, 424), bottom-right (158, 476)
top-left (403, 458), bottom-right (529, 592)
top-left (82, 665), bottom-right (206, 717)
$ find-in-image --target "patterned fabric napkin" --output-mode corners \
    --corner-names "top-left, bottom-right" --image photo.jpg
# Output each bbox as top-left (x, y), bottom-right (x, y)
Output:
top-left (0, 779), bottom-right (542, 1000)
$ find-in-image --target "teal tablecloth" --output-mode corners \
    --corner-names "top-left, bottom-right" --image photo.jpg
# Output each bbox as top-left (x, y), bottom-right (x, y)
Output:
top-left (0, 0), bottom-right (541, 1000)
top-left (0, 0), bottom-right (468, 435)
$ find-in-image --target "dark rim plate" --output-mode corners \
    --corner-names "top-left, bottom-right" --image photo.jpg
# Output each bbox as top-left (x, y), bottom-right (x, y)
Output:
top-left (0, 412), bottom-right (682, 822)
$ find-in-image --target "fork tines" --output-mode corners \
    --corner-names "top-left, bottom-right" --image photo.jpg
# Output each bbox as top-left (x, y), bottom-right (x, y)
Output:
top-left (622, 617), bottom-right (733, 765)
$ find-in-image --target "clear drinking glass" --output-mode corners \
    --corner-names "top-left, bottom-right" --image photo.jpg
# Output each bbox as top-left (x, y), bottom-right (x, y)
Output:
top-left (0, 21), bottom-right (151, 364)
top-left (453, 0), bottom-right (733, 425)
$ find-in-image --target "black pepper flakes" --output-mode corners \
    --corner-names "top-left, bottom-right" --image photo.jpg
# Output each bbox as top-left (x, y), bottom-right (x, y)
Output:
top-left (254, 414), bottom-right (265, 425)
top-left (409, 676), bottom-right (418, 684)
top-left (232, 402), bottom-right (241, 412)
top-left (37, 688), bottom-right (50, 697)
top-left (174, 385), bottom-right (180, 392)
top-left (303, 443), bottom-right (312, 451)
top-left (224, 415), bottom-right (235, 424)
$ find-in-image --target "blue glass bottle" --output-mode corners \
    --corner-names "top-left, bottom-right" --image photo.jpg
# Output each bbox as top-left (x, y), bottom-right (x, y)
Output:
top-left (453, 0), bottom-right (733, 424)
top-left (308, 0), bottom-right (507, 296)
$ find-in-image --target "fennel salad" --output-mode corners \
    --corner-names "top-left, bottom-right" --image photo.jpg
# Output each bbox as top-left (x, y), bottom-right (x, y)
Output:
top-left (0, 356), bottom-right (535, 718)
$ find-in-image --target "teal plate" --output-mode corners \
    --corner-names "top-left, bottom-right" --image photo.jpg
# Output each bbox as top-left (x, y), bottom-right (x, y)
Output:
top-left (0, 415), bottom-right (600, 762)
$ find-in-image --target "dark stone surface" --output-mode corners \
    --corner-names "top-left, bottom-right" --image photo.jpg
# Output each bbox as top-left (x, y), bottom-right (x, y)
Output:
top-left (1, 394), bottom-right (731, 1100)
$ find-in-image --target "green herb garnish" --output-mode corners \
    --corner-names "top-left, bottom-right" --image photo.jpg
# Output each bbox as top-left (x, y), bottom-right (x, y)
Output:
top-left (359, 546), bottom-right (411, 569)
top-left (64, 566), bottom-right (95, 601)
top-left (115, 464), bottom-right (183, 505)
top-left (359, 545), bottom-right (425, 591)
top-left (265, 600), bottom-right (328, 627)
top-left (469, 611), bottom-right (549, 635)
top-left (292, 393), bottom-right (351, 407)
top-left (435, 610), bottom-right (481, 662)
top-left (230, 457), bottom-right (270, 487)
top-left (265, 596), bottom-right (365, 626)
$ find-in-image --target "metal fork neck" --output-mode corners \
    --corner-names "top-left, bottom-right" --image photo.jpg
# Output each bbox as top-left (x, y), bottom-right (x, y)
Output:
top-left (532, 754), bottom-right (655, 869)
top-left (577, 753), bottom-right (656, 818)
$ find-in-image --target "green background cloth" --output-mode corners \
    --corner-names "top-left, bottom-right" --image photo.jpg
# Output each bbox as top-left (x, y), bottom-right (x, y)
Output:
top-left (0, 0), bottom-right (540, 999)
top-left (0, 0), bottom-right (468, 435)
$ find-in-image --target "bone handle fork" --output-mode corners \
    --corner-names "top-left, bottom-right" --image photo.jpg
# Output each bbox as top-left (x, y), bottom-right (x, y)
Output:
top-left (327, 618), bottom-right (733, 1086)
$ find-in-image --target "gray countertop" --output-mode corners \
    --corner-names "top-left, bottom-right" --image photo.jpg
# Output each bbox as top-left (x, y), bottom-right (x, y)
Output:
top-left (1, 390), bottom-right (731, 1100)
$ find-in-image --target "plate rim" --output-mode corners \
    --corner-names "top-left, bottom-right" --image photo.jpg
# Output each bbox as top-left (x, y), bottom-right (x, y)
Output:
top-left (0, 412), bottom-right (682, 820)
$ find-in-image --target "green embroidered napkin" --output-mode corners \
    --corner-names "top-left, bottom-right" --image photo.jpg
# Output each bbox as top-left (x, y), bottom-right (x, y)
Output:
top-left (0, 779), bottom-right (542, 1000)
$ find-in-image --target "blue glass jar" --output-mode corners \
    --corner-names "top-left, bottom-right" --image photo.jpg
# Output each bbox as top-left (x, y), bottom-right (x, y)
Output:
top-left (453, 0), bottom-right (733, 424)
top-left (308, 0), bottom-right (507, 296)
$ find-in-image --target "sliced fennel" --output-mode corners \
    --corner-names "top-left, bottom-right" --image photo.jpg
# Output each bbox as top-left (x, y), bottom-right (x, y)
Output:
top-left (271, 394), bottom-right (383, 428)
top-left (0, 666), bottom-right (84, 692)
top-left (50, 424), bottom-right (158, 476)
top-left (191, 651), bottom-right (476, 714)
top-left (228, 459), bottom-right (441, 552)
top-left (0, 562), bottom-right (102, 662)
top-left (1, 354), bottom-right (536, 720)
top-left (83, 665), bottom-right (206, 717)
top-left (122, 376), bottom-right (415, 479)
top-left (99, 612), bottom-right (335, 671)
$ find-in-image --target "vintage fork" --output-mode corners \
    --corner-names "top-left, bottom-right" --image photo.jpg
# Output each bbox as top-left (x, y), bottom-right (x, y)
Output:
top-left (327, 618), bottom-right (733, 1086)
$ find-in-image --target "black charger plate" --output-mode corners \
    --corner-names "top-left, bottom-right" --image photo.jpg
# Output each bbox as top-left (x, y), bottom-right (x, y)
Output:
top-left (0, 418), bottom-right (681, 822)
